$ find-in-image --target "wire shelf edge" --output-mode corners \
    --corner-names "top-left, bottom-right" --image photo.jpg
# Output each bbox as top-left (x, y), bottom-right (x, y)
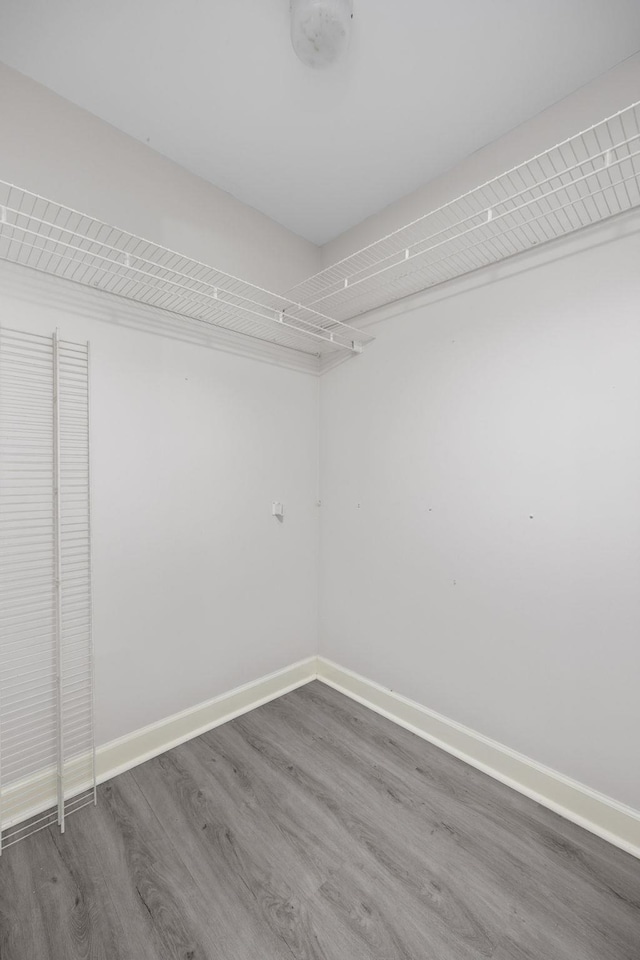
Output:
top-left (287, 100), bottom-right (640, 322)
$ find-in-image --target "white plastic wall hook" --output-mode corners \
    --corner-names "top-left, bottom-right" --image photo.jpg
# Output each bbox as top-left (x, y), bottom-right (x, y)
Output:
top-left (272, 501), bottom-right (284, 520)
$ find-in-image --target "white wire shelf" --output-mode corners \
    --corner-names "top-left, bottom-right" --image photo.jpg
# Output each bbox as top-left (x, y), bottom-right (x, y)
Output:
top-left (0, 184), bottom-right (373, 360)
top-left (286, 101), bottom-right (640, 322)
top-left (1, 103), bottom-right (639, 359)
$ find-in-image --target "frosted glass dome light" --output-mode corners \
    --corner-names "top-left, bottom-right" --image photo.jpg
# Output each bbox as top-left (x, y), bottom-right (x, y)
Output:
top-left (290, 0), bottom-right (353, 69)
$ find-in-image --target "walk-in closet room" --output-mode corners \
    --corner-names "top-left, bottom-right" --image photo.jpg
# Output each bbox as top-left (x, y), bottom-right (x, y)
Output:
top-left (0, 2), bottom-right (639, 957)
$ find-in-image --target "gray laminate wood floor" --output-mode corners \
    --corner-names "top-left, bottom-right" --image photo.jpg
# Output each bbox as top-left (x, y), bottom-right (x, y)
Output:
top-left (0, 681), bottom-right (638, 959)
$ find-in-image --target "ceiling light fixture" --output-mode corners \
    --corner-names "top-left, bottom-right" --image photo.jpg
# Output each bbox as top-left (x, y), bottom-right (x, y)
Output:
top-left (290, 0), bottom-right (353, 69)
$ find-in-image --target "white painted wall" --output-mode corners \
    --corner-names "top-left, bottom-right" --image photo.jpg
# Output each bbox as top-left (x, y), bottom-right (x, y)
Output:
top-left (0, 64), bottom-right (324, 748)
top-left (0, 63), bottom-right (320, 291)
top-left (319, 221), bottom-right (640, 810)
top-left (1, 261), bottom-right (320, 746)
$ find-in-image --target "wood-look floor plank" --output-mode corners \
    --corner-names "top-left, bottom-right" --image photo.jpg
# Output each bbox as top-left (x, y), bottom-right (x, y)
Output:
top-left (95, 770), bottom-right (238, 960)
top-left (293, 684), bottom-right (640, 953)
top-left (38, 827), bottom-right (128, 960)
top-left (131, 747), bottom-right (333, 960)
top-left (299, 681), bottom-right (640, 917)
top-left (187, 726), bottom-right (453, 960)
top-left (267, 683), bottom-right (640, 958)
top-left (0, 834), bottom-right (50, 960)
top-left (219, 707), bottom-right (537, 958)
top-left (204, 719), bottom-right (495, 959)
top-left (132, 741), bottom-right (388, 960)
top-left (0, 680), bottom-right (638, 960)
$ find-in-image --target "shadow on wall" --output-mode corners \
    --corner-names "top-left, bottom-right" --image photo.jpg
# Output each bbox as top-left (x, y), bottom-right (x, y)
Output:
top-left (0, 259), bottom-right (320, 373)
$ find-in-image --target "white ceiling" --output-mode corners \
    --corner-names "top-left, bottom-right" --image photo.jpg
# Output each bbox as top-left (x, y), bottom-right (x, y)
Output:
top-left (1, 1), bottom-right (639, 245)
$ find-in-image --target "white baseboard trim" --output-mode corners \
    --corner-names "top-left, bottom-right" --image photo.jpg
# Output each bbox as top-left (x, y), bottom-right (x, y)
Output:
top-left (316, 656), bottom-right (640, 860)
top-left (96, 656), bottom-right (317, 784)
top-left (1, 657), bottom-right (316, 833)
top-left (5, 653), bottom-right (639, 861)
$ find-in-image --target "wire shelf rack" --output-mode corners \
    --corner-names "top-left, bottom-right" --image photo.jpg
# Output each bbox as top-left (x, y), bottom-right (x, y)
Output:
top-left (286, 101), bottom-right (640, 322)
top-left (0, 184), bottom-right (373, 360)
top-left (0, 327), bottom-right (95, 851)
top-left (1, 103), bottom-right (639, 359)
